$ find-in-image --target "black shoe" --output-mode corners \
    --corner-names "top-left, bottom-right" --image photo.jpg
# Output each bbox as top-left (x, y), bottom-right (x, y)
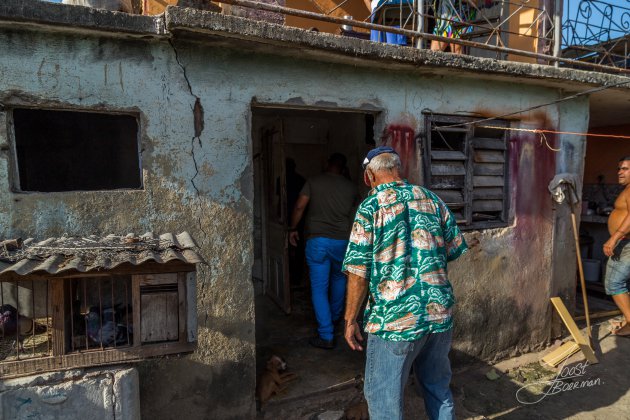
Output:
top-left (308, 336), bottom-right (335, 349)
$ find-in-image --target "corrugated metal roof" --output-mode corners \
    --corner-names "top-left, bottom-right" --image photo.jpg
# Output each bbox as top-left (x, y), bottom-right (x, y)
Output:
top-left (0, 232), bottom-right (204, 277)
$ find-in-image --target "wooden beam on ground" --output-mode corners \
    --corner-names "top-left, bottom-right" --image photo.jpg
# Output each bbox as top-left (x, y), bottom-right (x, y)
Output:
top-left (542, 341), bottom-right (580, 367)
top-left (575, 310), bottom-right (621, 321)
top-left (550, 297), bottom-right (598, 364)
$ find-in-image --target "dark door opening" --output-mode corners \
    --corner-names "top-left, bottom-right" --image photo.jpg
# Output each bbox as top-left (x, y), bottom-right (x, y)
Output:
top-left (251, 106), bottom-right (376, 408)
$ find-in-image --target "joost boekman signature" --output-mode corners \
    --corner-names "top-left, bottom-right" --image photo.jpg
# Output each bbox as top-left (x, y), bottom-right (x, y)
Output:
top-left (515, 360), bottom-right (602, 405)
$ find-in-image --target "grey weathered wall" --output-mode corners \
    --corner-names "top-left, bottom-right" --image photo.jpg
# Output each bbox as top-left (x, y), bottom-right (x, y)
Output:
top-left (0, 14), bottom-right (588, 419)
top-left (0, 367), bottom-right (139, 419)
top-left (0, 28), bottom-right (256, 419)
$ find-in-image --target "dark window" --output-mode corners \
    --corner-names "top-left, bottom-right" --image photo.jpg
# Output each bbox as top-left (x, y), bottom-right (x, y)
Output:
top-left (424, 115), bottom-right (509, 229)
top-left (12, 108), bottom-right (141, 192)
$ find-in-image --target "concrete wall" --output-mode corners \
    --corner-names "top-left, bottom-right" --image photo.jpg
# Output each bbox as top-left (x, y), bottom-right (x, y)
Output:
top-left (0, 367), bottom-right (139, 419)
top-left (584, 124), bottom-right (630, 184)
top-left (0, 14), bottom-right (588, 419)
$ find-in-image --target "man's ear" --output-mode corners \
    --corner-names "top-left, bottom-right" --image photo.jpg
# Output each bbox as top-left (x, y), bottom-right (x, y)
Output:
top-left (363, 170), bottom-right (372, 187)
top-left (363, 169), bottom-right (374, 188)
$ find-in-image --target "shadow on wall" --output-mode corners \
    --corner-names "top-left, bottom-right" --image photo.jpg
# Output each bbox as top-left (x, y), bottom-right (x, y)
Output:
top-left (137, 357), bottom-right (256, 419)
top-left (452, 292), bottom-right (537, 363)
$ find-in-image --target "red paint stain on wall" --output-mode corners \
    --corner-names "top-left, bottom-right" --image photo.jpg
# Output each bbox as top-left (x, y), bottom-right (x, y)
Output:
top-left (510, 131), bottom-right (558, 241)
top-left (382, 124), bottom-right (418, 183)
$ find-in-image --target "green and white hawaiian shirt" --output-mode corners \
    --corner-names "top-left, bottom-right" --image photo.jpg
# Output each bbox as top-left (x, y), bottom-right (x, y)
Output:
top-left (342, 180), bottom-right (467, 342)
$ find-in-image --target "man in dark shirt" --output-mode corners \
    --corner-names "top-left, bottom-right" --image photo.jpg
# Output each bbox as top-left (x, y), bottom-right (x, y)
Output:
top-left (289, 153), bottom-right (358, 349)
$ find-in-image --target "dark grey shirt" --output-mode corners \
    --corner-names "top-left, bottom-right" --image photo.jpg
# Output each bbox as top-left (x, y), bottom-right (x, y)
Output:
top-left (300, 172), bottom-right (358, 240)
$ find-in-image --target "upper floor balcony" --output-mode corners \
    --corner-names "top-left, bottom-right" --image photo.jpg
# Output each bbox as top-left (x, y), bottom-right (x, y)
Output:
top-left (40, 0), bottom-right (630, 75)
top-left (213, 0), bottom-right (630, 75)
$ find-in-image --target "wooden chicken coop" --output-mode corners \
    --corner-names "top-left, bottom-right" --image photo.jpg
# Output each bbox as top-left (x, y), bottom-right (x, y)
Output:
top-left (0, 232), bottom-right (202, 378)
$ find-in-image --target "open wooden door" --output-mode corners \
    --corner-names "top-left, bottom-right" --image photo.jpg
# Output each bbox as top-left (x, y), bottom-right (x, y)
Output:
top-left (262, 121), bottom-right (291, 314)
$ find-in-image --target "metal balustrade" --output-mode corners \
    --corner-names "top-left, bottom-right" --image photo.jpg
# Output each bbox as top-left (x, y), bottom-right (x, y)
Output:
top-left (563, 0), bottom-right (630, 69)
top-left (217, 0), bottom-right (630, 73)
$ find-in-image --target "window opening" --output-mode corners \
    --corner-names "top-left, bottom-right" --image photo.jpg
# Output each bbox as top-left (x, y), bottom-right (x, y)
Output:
top-left (12, 108), bottom-right (141, 192)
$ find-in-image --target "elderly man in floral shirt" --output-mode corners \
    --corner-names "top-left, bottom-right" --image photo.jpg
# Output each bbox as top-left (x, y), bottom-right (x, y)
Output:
top-left (343, 146), bottom-right (467, 420)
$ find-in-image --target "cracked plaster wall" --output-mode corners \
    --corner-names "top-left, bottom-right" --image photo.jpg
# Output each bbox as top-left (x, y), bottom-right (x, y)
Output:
top-left (0, 25), bottom-right (587, 418)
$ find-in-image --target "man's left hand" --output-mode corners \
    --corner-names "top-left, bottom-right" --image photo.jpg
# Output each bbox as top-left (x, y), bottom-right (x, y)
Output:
top-left (345, 320), bottom-right (364, 351)
top-left (604, 237), bottom-right (619, 257)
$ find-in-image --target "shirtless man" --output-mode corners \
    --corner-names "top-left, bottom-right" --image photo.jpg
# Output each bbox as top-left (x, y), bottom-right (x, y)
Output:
top-left (603, 157), bottom-right (630, 336)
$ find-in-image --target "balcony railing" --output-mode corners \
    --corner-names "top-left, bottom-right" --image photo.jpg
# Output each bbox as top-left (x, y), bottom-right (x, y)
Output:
top-left (39, 0), bottom-right (630, 74)
top-left (217, 0), bottom-right (630, 74)
top-left (562, 0), bottom-right (630, 69)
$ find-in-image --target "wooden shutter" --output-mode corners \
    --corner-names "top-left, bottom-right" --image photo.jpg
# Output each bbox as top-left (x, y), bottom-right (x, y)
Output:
top-left (425, 115), bottom-right (509, 229)
top-left (470, 127), bottom-right (508, 225)
top-left (425, 122), bottom-right (470, 223)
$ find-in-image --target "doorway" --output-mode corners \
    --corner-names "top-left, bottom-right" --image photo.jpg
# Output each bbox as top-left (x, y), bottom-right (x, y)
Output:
top-left (251, 105), bottom-right (376, 407)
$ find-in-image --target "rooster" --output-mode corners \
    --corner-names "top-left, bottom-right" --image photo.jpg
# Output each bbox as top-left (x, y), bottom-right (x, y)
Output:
top-left (0, 304), bottom-right (46, 351)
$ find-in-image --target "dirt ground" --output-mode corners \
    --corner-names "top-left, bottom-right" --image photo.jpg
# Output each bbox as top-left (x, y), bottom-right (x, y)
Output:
top-left (448, 318), bottom-right (630, 420)
top-left (258, 302), bottom-right (630, 420)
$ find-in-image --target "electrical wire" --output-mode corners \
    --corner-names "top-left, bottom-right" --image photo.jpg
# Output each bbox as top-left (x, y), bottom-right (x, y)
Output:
top-left (434, 78), bottom-right (630, 129)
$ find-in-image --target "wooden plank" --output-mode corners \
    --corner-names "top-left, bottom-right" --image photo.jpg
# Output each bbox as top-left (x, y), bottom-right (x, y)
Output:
top-left (542, 341), bottom-right (581, 367)
top-left (0, 341), bottom-right (196, 379)
top-left (431, 162), bottom-right (466, 176)
top-left (132, 276), bottom-right (141, 347)
top-left (138, 273), bottom-right (178, 286)
top-left (140, 294), bottom-right (165, 342)
top-left (435, 190), bottom-right (464, 203)
top-left (473, 187), bottom-right (504, 200)
top-left (474, 150), bottom-right (505, 163)
top-left (50, 279), bottom-right (65, 357)
top-left (433, 126), bottom-right (469, 133)
top-left (431, 176), bottom-right (464, 189)
top-left (473, 163), bottom-right (504, 176)
top-left (178, 273), bottom-right (187, 343)
top-left (166, 292), bottom-right (178, 340)
top-left (550, 297), bottom-right (598, 364)
top-left (141, 292), bottom-right (178, 342)
top-left (186, 272), bottom-right (197, 343)
top-left (473, 176), bottom-right (504, 187)
top-left (472, 137), bottom-right (507, 150)
top-left (431, 151), bottom-right (466, 161)
top-left (0, 262), bottom-right (197, 281)
top-left (575, 310), bottom-right (621, 321)
top-left (472, 200), bottom-right (504, 212)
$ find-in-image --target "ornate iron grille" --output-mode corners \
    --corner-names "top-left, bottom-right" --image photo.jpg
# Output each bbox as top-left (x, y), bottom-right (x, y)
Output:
top-left (562, 0), bottom-right (630, 68)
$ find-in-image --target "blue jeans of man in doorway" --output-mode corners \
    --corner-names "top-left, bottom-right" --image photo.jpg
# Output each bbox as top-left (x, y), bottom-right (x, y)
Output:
top-left (305, 237), bottom-right (349, 342)
top-left (364, 330), bottom-right (455, 420)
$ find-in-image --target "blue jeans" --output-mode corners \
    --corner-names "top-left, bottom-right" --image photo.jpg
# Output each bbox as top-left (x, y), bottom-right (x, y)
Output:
top-left (605, 240), bottom-right (630, 295)
top-left (305, 237), bottom-right (349, 341)
top-left (364, 330), bottom-right (455, 420)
